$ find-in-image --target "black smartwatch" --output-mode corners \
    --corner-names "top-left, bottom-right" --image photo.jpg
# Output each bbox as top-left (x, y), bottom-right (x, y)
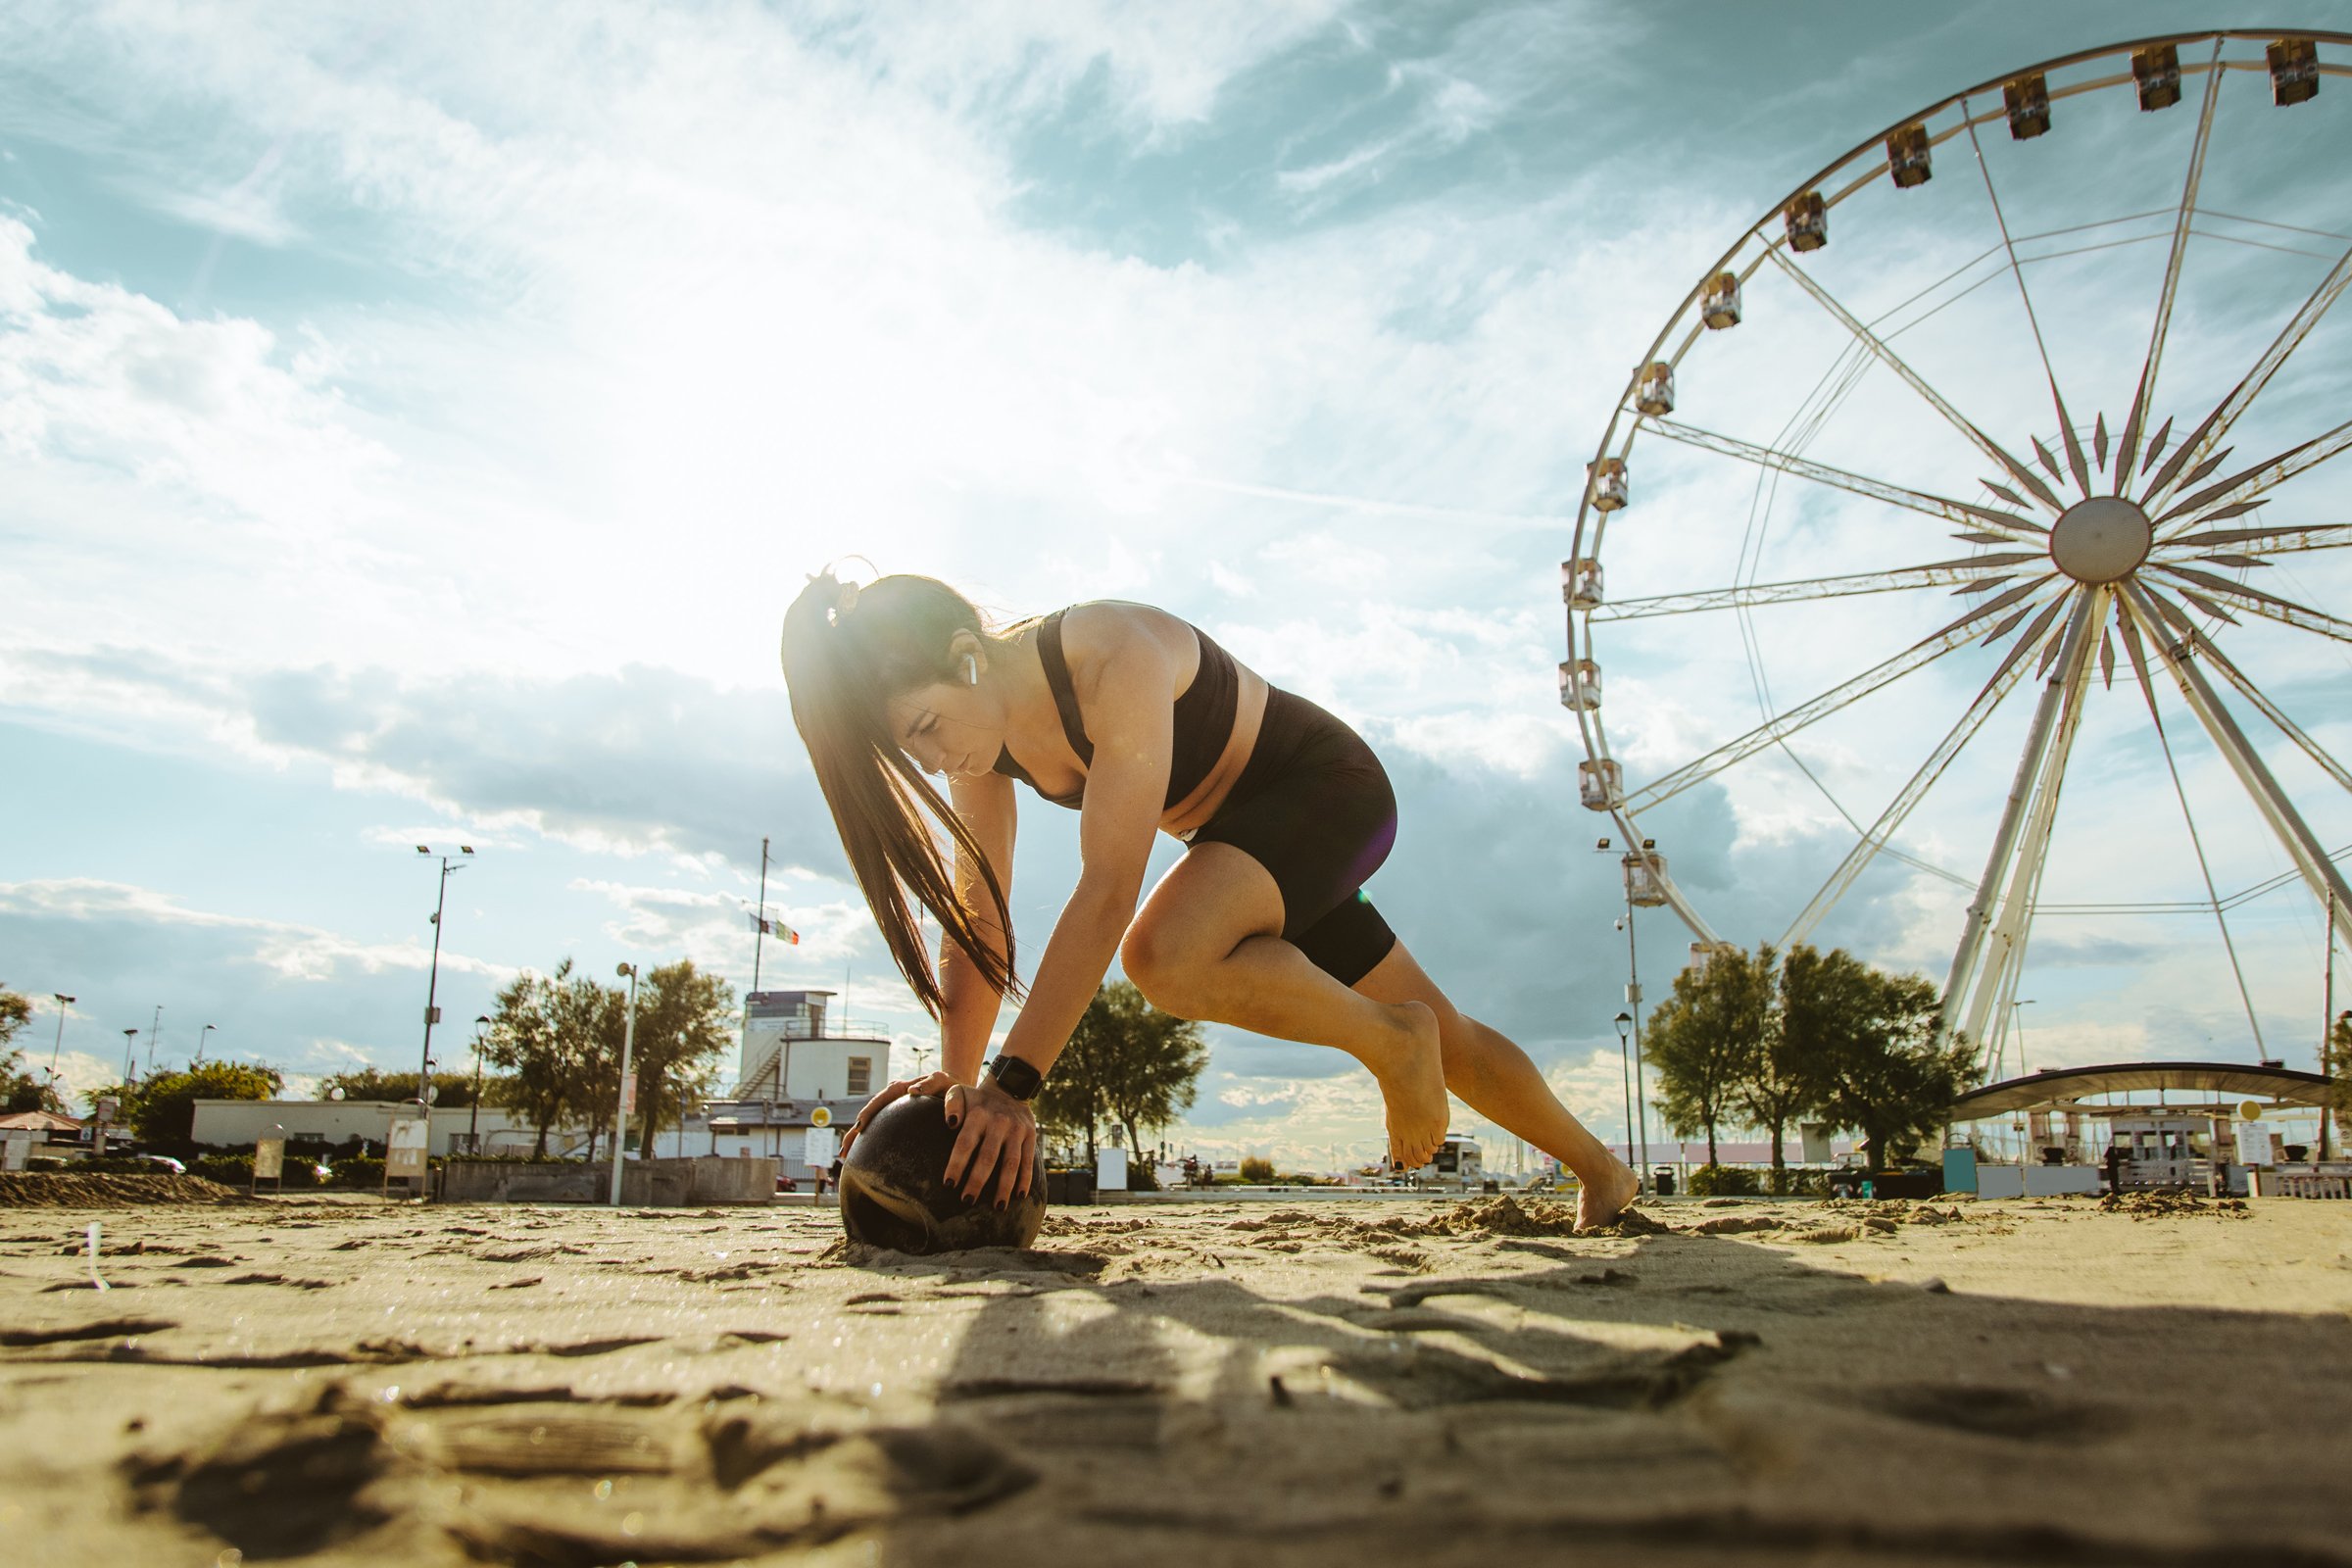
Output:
top-left (982, 1054), bottom-right (1044, 1102)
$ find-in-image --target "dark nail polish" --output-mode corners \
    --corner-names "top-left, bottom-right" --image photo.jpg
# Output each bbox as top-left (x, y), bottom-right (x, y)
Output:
top-left (994, 1200), bottom-right (1006, 1212)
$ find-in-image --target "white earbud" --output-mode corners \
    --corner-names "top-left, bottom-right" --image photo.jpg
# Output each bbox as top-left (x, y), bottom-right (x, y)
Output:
top-left (962, 654), bottom-right (979, 687)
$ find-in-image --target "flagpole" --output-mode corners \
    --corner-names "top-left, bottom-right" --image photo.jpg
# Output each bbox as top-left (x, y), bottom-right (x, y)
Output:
top-left (753, 836), bottom-right (769, 997)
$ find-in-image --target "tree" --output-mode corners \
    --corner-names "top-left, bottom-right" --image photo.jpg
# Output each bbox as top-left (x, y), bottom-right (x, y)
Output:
top-left (622, 960), bottom-right (735, 1155)
top-left (482, 969), bottom-right (568, 1156)
top-left (319, 1068), bottom-right (494, 1107)
top-left (1034, 982), bottom-right (1207, 1166)
top-left (2, 988), bottom-right (66, 1115)
top-left (551, 963), bottom-right (625, 1159)
top-left (122, 1060), bottom-right (283, 1152)
top-left (1645, 946), bottom-right (1771, 1168)
top-left (1741, 945), bottom-right (1848, 1193)
top-left (0, 989), bottom-right (54, 1113)
top-left (481, 959), bottom-right (621, 1157)
top-left (1815, 967), bottom-right (1973, 1168)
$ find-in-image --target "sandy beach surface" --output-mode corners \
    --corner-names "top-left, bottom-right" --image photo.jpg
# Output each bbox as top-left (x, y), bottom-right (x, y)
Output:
top-left (3, 1185), bottom-right (2348, 1567)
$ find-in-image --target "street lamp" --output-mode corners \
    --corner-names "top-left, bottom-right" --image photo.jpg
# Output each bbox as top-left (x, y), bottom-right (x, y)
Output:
top-left (2007, 999), bottom-right (2037, 1084)
top-left (469, 1015), bottom-right (491, 1148)
top-left (415, 845), bottom-right (475, 1110)
top-left (1614, 1010), bottom-right (1637, 1190)
top-left (611, 963), bottom-right (641, 1206)
top-left (121, 1028), bottom-right (139, 1084)
top-left (1597, 836), bottom-right (1652, 1191)
top-left (48, 996), bottom-right (74, 1080)
top-left (193, 1024), bottom-right (216, 1063)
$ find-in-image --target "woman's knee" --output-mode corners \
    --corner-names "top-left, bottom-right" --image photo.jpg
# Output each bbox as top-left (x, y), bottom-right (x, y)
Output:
top-left (1118, 917), bottom-right (1198, 1009)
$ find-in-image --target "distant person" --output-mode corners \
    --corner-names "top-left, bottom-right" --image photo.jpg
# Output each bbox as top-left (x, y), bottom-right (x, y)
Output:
top-left (781, 573), bottom-right (1639, 1228)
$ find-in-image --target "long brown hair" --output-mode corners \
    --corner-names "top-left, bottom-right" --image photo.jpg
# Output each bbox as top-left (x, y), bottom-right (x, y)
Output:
top-left (780, 571), bottom-right (1019, 1016)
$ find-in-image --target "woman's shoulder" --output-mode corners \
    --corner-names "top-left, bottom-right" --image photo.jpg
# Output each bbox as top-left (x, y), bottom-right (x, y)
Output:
top-left (1055, 601), bottom-right (1194, 670)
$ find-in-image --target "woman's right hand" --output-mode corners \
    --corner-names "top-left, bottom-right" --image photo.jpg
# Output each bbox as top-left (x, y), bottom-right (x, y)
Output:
top-left (837, 1070), bottom-right (959, 1162)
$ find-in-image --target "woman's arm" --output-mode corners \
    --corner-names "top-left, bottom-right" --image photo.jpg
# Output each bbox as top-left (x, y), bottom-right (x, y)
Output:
top-left (943, 612), bottom-right (1176, 1203)
top-left (938, 769), bottom-right (1017, 1085)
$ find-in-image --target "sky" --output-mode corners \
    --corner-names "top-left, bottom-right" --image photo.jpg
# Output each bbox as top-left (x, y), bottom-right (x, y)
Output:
top-left (4, 2), bottom-right (2348, 1169)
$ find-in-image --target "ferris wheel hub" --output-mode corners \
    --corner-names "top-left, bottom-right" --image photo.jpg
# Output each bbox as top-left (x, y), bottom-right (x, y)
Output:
top-left (2048, 496), bottom-right (2152, 584)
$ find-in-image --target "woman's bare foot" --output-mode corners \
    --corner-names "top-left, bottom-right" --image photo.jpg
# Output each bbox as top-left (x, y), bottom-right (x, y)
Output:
top-left (1576, 1156), bottom-right (1640, 1231)
top-left (1350, 1001), bottom-right (1448, 1170)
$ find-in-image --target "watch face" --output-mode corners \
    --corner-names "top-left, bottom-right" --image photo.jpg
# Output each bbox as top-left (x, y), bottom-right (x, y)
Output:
top-left (988, 1056), bottom-right (1042, 1099)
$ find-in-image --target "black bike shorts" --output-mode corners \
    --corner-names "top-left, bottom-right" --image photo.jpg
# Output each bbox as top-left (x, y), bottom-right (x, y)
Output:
top-left (1183, 686), bottom-right (1398, 985)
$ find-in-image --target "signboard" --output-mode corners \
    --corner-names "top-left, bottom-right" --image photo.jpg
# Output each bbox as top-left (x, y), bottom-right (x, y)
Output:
top-left (808, 1105), bottom-right (832, 1129)
top-left (804, 1126), bottom-right (838, 1168)
top-left (253, 1138), bottom-right (285, 1181)
top-left (2234, 1122), bottom-right (2272, 1168)
top-left (386, 1115), bottom-right (430, 1180)
top-left (620, 1070), bottom-right (638, 1115)
top-left (2, 1131), bottom-right (30, 1172)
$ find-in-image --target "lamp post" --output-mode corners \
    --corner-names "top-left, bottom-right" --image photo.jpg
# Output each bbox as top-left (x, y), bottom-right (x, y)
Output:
top-left (48, 996), bottom-right (74, 1079)
top-left (469, 1015), bottom-right (490, 1149)
top-left (1614, 1010), bottom-right (1636, 1183)
top-left (1598, 836), bottom-right (1652, 1192)
top-left (415, 845), bottom-right (475, 1109)
top-left (611, 963), bottom-right (641, 1206)
top-left (121, 1028), bottom-right (139, 1084)
top-left (193, 1024), bottom-right (216, 1064)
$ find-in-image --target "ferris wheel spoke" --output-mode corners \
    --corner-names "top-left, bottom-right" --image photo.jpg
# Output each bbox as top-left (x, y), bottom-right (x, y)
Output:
top-left (1624, 580), bottom-right (2057, 814)
top-left (2153, 565), bottom-right (2352, 646)
top-left (2149, 237), bottom-right (2352, 509)
top-left (2183, 625), bottom-right (2352, 796)
top-left (1642, 417), bottom-right (2044, 536)
top-left (2115, 40), bottom-right (2225, 490)
top-left (1781, 636), bottom-right (2041, 948)
top-left (2152, 416), bottom-right (2352, 539)
top-left (2112, 599), bottom-right (2276, 1063)
top-left (1766, 249), bottom-right (2067, 514)
top-left (1941, 589), bottom-right (2106, 1051)
top-left (1962, 110), bottom-right (2079, 472)
top-left (1594, 561), bottom-right (2022, 621)
top-left (2162, 521), bottom-right (2352, 557)
top-left (2120, 582), bottom-right (2352, 945)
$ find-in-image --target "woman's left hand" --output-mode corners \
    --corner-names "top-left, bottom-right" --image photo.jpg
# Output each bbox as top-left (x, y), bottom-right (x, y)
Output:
top-left (942, 1076), bottom-right (1038, 1209)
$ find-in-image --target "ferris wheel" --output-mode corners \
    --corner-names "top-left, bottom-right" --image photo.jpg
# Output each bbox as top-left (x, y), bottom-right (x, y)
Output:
top-left (1562, 30), bottom-right (2352, 1073)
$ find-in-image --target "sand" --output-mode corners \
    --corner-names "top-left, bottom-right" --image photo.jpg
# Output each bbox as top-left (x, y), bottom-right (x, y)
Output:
top-left (2, 1187), bottom-right (2347, 1567)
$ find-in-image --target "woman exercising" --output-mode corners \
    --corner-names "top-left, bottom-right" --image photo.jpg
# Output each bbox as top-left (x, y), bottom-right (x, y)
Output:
top-left (782, 572), bottom-right (1639, 1229)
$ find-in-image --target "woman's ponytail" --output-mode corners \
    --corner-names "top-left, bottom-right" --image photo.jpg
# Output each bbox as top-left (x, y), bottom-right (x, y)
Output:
top-left (780, 572), bottom-right (1018, 1017)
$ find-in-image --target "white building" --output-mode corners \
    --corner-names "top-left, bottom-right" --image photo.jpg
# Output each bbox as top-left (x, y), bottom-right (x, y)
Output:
top-left (706, 989), bottom-right (891, 1179)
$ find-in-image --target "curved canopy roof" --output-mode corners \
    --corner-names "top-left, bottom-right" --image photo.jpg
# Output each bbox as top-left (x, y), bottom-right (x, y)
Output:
top-left (1951, 1061), bottom-right (2332, 1120)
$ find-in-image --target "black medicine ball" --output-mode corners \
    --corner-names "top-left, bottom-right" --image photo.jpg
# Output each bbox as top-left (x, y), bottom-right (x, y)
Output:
top-left (837, 1093), bottom-right (1048, 1253)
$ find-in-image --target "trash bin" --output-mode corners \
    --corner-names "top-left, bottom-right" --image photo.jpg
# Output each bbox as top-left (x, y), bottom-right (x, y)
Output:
top-left (1046, 1168), bottom-right (1097, 1206)
top-left (1652, 1168), bottom-right (1676, 1197)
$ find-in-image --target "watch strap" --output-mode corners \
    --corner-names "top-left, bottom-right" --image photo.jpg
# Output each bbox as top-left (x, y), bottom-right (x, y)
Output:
top-left (983, 1054), bottom-right (1044, 1101)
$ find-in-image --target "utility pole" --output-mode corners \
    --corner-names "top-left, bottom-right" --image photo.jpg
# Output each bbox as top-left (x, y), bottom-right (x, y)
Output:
top-left (752, 837), bottom-right (769, 995)
top-left (1615, 1011), bottom-right (1636, 1181)
top-left (48, 996), bottom-right (74, 1081)
top-left (611, 963), bottom-right (641, 1205)
top-left (469, 1015), bottom-right (490, 1151)
top-left (2325, 889), bottom-right (2337, 1160)
top-left (416, 846), bottom-right (474, 1103)
top-left (1623, 891), bottom-right (1651, 1192)
top-left (147, 1004), bottom-right (162, 1073)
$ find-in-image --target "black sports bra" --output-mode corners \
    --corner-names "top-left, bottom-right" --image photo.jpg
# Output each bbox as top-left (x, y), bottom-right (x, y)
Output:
top-left (992, 609), bottom-right (1241, 810)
